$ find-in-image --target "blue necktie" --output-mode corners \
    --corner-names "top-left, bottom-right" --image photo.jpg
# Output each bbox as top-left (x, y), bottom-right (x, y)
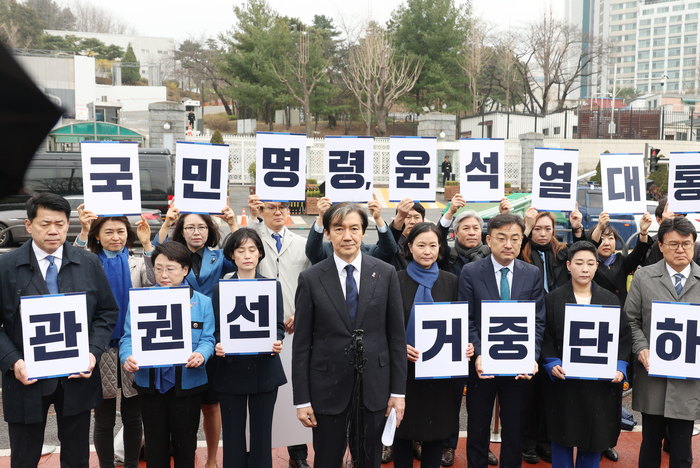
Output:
top-left (537, 251), bottom-right (549, 293)
top-left (674, 273), bottom-right (684, 296)
top-left (500, 267), bottom-right (510, 301)
top-left (345, 265), bottom-right (358, 328)
top-left (272, 233), bottom-right (282, 253)
top-left (45, 255), bottom-right (59, 295)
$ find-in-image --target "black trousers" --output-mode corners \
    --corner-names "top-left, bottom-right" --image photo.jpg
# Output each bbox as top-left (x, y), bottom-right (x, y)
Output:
top-left (93, 394), bottom-right (142, 468)
top-left (140, 390), bottom-right (203, 468)
top-left (444, 380), bottom-right (464, 449)
top-left (394, 438), bottom-right (443, 468)
top-left (467, 376), bottom-right (529, 468)
top-left (287, 444), bottom-right (308, 460)
top-left (218, 388), bottom-right (278, 468)
top-left (8, 382), bottom-right (91, 468)
top-left (639, 413), bottom-right (694, 468)
top-left (312, 400), bottom-right (387, 468)
top-left (522, 370), bottom-right (550, 453)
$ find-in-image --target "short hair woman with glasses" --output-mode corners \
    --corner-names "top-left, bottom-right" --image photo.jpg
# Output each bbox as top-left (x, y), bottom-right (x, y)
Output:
top-left (120, 241), bottom-right (216, 468)
top-left (153, 198), bottom-right (239, 468)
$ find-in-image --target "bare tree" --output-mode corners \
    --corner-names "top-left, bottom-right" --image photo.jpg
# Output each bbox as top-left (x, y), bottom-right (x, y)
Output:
top-left (71, 0), bottom-right (135, 34)
top-left (273, 27), bottom-right (329, 135)
top-left (497, 26), bottom-right (519, 111)
top-left (515, 8), bottom-right (606, 114)
top-left (342, 23), bottom-right (424, 137)
top-left (176, 38), bottom-right (233, 115)
top-left (458, 18), bottom-right (494, 114)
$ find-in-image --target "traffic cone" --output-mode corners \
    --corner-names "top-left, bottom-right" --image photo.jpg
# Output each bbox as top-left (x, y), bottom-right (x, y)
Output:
top-left (285, 211), bottom-right (292, 227)
top-left (240, 208), bottom-right (248, 226)
top-left (187, 123), bottom-right (193, 136)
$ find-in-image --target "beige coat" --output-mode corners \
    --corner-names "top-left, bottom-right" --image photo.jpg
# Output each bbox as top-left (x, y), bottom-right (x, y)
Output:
top-left (625, 259), bottom-right (700, 420)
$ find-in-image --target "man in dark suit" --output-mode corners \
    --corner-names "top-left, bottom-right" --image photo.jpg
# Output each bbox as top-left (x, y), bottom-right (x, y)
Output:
top-left (0, 193), bottom-right (119, 468)
top-left (442, 156), bottom-right (452, 187)
top-left (459, 213), bottom-right (545, 468)
top-left (293, 202), bottom-right (407, 468)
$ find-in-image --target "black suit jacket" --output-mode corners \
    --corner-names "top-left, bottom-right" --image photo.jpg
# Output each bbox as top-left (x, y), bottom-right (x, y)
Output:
top-left (458, 255), bottom-right (546, 360)
top-left (0, 241), bottom-right (119, 424)
top-left (292, 254), bottom-right (407, 414)
top-left (213, 272), bottom-right (287, 395)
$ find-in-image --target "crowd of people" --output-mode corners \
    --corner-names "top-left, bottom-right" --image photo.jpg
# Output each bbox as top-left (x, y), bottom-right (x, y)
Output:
top-left (0, 190), bottom-right (698, 468)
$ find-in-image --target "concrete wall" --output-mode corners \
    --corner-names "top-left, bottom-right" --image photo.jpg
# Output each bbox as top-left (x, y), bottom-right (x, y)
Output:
top-left (96, 84), bottom-right (167, 112)
top-left (149, 101), bottom-right (185, 152)
top-left (73, 55), bottom-right (96, 109)
top-left (418, 113), bottom-right (457, 140)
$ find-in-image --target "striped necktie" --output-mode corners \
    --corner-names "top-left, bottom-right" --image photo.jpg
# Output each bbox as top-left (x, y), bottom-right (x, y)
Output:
top-left (674, 273), bottom-right (684, 296)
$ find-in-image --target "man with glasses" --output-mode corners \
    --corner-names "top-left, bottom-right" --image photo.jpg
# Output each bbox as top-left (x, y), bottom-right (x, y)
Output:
top-left (458, 213), bottom-right (545, 468)
top-left (247, 194), bottom-right (312, 468)
top-left (626, 217), bottom-right (700, 468)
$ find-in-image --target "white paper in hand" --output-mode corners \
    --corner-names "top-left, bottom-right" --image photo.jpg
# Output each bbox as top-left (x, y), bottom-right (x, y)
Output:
top-left (382, 407), bottom-right (397, 446)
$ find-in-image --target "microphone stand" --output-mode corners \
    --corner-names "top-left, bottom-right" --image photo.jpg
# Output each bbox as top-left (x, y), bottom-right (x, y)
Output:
top-left (345, 329), bottom-right (368, 468)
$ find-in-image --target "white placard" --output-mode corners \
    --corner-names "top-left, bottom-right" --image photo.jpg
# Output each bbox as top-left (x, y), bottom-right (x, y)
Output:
top-left (562, 304), bottom-right (620, 380)
top-left (324, 136), bottom-right (374, 203)
top-left (21, 293), bottom-right (90, 380)
top-left (649, 301), bottom-right (700, 380)
top-left (75, 105), bottom-right (88, 121)
top-left (414, 302), bottom-right (470, 379)
top-left (459, 138), bottom-right (504, 203)
top-left (128, 286), bottom-right (192, 368)
top-left (175, 141), bottom-right (229, 214)
top-left (218, 278), bottom-right (277, 355)
top-left (389, 136), bottom-right (437, 202)
top-left (531, 147), bottom-right (579, 212)
top-left (668, 152), bottom-right (700, 214)
top-left (256, 132), bottom-right (307, 202)
top-left (481, 300), bottom-right (536, 376)
top-left (81, 141), bottom-right (142, 216)
top-left (600, 153), bottom-right (646, 214)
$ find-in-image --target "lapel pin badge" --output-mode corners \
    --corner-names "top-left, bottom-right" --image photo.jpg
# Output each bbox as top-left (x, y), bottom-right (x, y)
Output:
top-left (372, 272), bottom-right (376, 278)
top-left (211, 257), bottom-right (216, 264)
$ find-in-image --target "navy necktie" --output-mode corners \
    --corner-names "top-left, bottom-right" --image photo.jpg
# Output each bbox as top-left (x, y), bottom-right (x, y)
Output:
top-left (345, 264), bottom-right (358, 328)
top-left (674, 273), bottom-right (684, 296)
top-left (272, 233), bottom-right (282, 253)
top-left (537, 251), bottom-right (549, 293)
top-left (500, 267), bottom-right (510, 301)
top-left (46, 255), bottom-right (59, 295)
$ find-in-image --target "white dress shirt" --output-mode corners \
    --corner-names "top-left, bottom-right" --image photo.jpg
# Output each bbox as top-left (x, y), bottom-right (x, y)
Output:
top-left (666, 262), bottom-right (691, 291)
top-left (32, 241), bottom-right (63, 280)
top-left (491, 255), bottom-right (514, 295)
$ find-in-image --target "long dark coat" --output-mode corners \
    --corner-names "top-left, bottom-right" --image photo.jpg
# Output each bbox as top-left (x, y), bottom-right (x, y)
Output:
top-left (591, 234), bottom-right (653, 306)
top-left (396, 269), bottom-right (462, 442)
top-left (541, 281), bottom-right (632, 452)
top-left (0, 241), bottom-right (119, 424)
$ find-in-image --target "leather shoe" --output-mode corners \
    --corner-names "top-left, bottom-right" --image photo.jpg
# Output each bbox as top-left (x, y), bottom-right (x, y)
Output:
top-left (381, 445), bottom-right (393, 464)
top-left (522, 449), bottom-right (539, 464)
top-left (663, 438), bottom-right (671, 453)
top-left (289, 459), bottom-right (310, 468)
top-left (488, 449), bottom-right (499, 466)
top-left (536, 447), bottom-right (552, 464)
top-left (441, 447), bottom-right (455, 466)
top-left (413, 441), bottom-right (422, 461)
top-left (602, 447), bottom-right (619, 462)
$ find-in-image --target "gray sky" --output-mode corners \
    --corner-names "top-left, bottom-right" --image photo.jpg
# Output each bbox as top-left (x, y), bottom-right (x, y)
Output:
top-left (114, 0), bottom-right (557, 42)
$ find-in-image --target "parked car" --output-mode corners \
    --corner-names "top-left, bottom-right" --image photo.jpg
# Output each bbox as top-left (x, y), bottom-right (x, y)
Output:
top-left (0, 195), bottom-right (162, 248)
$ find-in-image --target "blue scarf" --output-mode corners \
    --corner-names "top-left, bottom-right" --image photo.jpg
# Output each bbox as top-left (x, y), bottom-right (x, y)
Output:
top-left (99, 248), bottom-right (132, 345)
top-left (405, 260), bottom-right (440, 347)
top-left (604, 254), bottom-right (617, 267)
top-left (154, 278), bottom-right (190, 394)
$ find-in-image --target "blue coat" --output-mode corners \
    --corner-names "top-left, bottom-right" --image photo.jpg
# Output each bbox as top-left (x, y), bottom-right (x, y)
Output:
top-left (120, 288), bottom-right (216, 392)
top-left (212, 272), bottom-right (287, 395)
top-left (153, 235), bottom-right (236, 298)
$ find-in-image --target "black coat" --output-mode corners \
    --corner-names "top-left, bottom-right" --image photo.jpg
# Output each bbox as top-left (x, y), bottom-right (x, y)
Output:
top-left (541, 281), bottom-right (632, 452)
top-left (292, 254), bottom-right (407, 414)
top-left (396, 269), bottom-right (461, 441)
top-left (212, 273), bottom-right (287, 395)
top-left (0, 241), bottom-right (119, 424)
top-left (520, 229), bottom-right (588, 293)
top-left (591, 234), bottom-right (653, 306)
top-left (388, 218), bottom-right (452, 272)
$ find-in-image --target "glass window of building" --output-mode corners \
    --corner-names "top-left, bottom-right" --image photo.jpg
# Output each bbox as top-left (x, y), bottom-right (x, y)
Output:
top-left (685, 45), bottom-right (697, 54)
top-left (685, 57), bottom-right (697, 66)
top-left (667, 82), bottom-right (679, 90)
top-left (683, 81), bottom-right (695, 89)
top-left (612, 3), bottom-right (624, 10)
top-left (639, 62), bottom-right (650, 70)
top-left (611, 13), bottom-right (623, 21)
top-left (670, 36), bottom-right (682, 44)
top-left (653, 38), bottom-right (666, 46)
top-left (654, 26), bottom-right (667, 35)
top-left (643, 9), bottom-right (653, 15)
top-left (668, 71), bottom-right (680, 79)
top-left (638, 50), bottom-right (650, 59)
top-left (670, 15), bottom-right (682, 22)
top-left (669, 59), bottom-right (681, 67)
top-left (640, 28), bottom-right (651, 36)
top-left (669, 48), bottom-right (681, 56)
top-left (638, 84), bottom-right (649, 92)
top-left (673, 4), bottom-right (685, 11)
top-left (638, 73), bottom-right (649, 79)
top-left (652, 60), bottom-right (665, 69)
top-left (658, 7), bottom-right (669, 13)
top-left (687, 23), bottom-right (699, 31)
top-left (625, 12), bottom-right (637, 19)
top-left (670, 25), bottom-right (683, 33)
top-left (655, 17), bottom-right (666, 24)
top-left (687, 13), bottom-right (699, 20)
top-left (624, 44), bottom-right (636, 51)
top-left (623, 55), bottom-right (636, 62)
top-left (639, 39), bottom-right (651, 47)
top-left (611, 25), bottom-right (623, 31)
top-left (652, 49), bottom-right (665, 57)
top-left (625, 23), bottom-right (637, 29)
top-left (640, 19), bottom-right (651, 25)
top-left (686, 34), bottom-right (697, 43)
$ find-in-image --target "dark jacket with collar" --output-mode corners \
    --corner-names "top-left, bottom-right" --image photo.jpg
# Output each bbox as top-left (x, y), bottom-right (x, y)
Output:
top-left (292, 254), bottom-right (406, 414)
top-left (389, 217), bottom-right (452, 272)
top-left (213, 272), bottom-right (287, 395)
top-left (0, 240), bottom-right (119, 424)
top-left (520, 228), bottom-right (588, 293)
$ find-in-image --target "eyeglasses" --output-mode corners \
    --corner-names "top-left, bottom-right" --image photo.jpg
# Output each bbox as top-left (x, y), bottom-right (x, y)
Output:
top-left (263, 205), bottom-right (288, 213)
top-left (493, 235), bottom-right (522, 245)
top-left (183, 226), bottom-right (208, 233)
top-left (664, 241), bottom-right (694, 250)
top-left (155, 266), bottom-right (182, 275)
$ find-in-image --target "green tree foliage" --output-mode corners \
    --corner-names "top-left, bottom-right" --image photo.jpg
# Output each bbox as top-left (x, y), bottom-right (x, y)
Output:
top-left (94, 43), bottom-right (124, 60)
top-left (210, 129), bottom-right (225, 144)
top-left (0, 0), bottom-right (45, 48)
top-left (176, 38), bottom-right (232, 115)
top-left (121, 43), bottom-right (141, 84)
top-left (389, 0), bottom-right (470, 111)
top-left (649, 158), bottom-right (669, 193)
top-left (590, 150), bottom-right (610, 185)
top-left (25, 0), bottom-right (75, 30)
top-left (220, 0), bottom-right (295, 128)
